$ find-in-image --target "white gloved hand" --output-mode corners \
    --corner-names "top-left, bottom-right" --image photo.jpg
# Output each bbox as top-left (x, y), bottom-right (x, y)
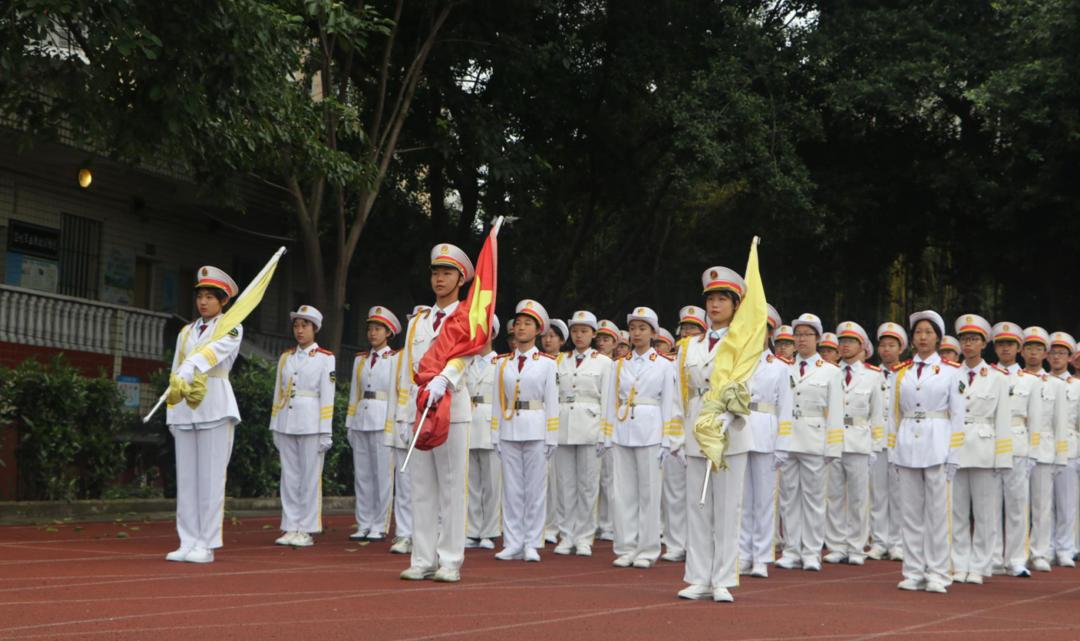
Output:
top-left (545, 444), bottom-right (556, 460)
top-left (318, 434), bottom-right (332, 453)
top-left (773, 450), bottom-right (789, 470)
top-left (658, 446), bottom-right (671, 468)
top-left (425, 375), bottom-right (449, 407)
top-left (673, 448), bottom-right (687, 467)
top-left (177, 362), bottom-right (196, 384)
top-left (946, 463), bottom-right (958, 481)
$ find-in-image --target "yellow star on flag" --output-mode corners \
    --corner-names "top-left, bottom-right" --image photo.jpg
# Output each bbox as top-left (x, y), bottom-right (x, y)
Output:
top-left (468, 276), bottom-right (493, 340)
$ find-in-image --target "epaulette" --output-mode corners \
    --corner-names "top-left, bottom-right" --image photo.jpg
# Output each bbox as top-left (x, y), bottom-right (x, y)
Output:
top-left (624, 352), bottom-right (634, 360)
top-left (315, 347), bottom-right (334, 356)
top-left (591, 351), bottom-right (601, 358)
top-left (657, 352), bottom-right (675, 361)
top-left (777, 354), bottom-right (794, 365)
top-left (497, 352), bottom-right (512, 359)
top-left (990, 364), bottom-right (1007, 374)
top-left (863, 362), bottom-right (881, 372)
top-left (942, 360), bottom-right (960, 368)
top-left (536, 352), bottom-right (556, 360)
top-left (766, 354), bottom-right (775, 363)
top-left (282, 347), bottom-right (296, 356)
top-left (891, 359), bottom-right (913, 372)
top-left (355, 351), bottom-right (369, 358)
top-left (818, 359), bottom-right (839, 368)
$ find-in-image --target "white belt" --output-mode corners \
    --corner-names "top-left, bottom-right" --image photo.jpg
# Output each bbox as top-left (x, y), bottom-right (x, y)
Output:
top-left (750, 401), bottom-right (777, 414)
top-left (793, 407), bottom-right (826, 419)
top-left (843, 416), bottom-right (868, 427)
top-left (471, 395), bottom-right (492, 405)
top-left (627, 396), bottom-right (660, 406)
top-left (1010, 416), bottom-right (1028, 428)
top-left (292, 390), bottom-right (319, 398)
top-left (514, 400), bottom-right (544, 410)
top-left (903, 410), bottom-right (950, 420)
top-left (963, 417), bottom-right (993, 426)
top-left (560, 394), bottom-right (601, 404)
top-left (362, 391), bottom-right (388, 400)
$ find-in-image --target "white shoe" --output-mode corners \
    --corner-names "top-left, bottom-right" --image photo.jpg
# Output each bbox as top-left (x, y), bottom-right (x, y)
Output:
top-left (1011, 564), bottom-right (1032, 577)
top-left (677, 584), bottom-right (712, 600)
top-left (575, 544), bottom-right (592, 557)
top-left (712, 587), bottom-right (734, 602)
top-left (750, 563), bottom-right (769, 578)
top-left (400, 566), bottom-right (435, 580)
top-left (925, 580), bottom-right (948, 594)
top-left (554, 540), bottom-right (574, 555)
top-left (545, 533), bottom-right (559, 544)
top-left (433, 566), bottom-right (460, 582)
top-left (495, 547), bottom-right (523, 561)
top-left (823, 551), bottom-right (847, 564)
top-left (390, 537), bottom-right (412, 554)
top-left (1033, 558), bottom-right (1052, 572)
top-left (632, 557), bottom-right (653, 569)
top-left (185, 547), bottom-right (214, 564)
top-left (613, 554), bottom-right (635, 568)
top-left (776, 555), bottom-right (802, 570)
top-left (802, 557), bottom-right (822, 572)
top-left (365, 532), bottom-right (385, 541)
top-left (1058, 556), bottom-right (1077, 568)
top-left (966, 573), bottom-right (983, 585)
top-left (349, 528), bottom-right (369, 541)
top-left (897, 578), bottom-right (925, 591)
top-left (479, 538), bottom-right (495, 550)
top-left (887, 546), bottom-right (904, 561)
top-left (598, 530), bottom-right (615, 541)
top-left (661, 549), bottom-right (686, 562)
top-left (165, 547), bottom-right (191, 562)
top-left (991, 564), bottom-right (1007, 576)
top-left (847, 556), bottom-right (865, 566)
top-left (866, 544), bottom-right (887, 560)
top-left (464, 538), bottom-right (481, 549)
top-left (290, 532), bottom-right (314, 547)
top-left (275, 532), bottom-right (297, 546)
top-left (524, 548), bottom-right (541, 562)
top-left (738, 562), bottom-right (753, 576)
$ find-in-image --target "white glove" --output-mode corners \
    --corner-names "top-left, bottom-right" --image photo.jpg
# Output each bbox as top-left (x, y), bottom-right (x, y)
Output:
top-left (773, 450), bottom-right (789, 470)
top-left (868, 451), bottom-right (878, 466)
top-left (177, 362), bottom-right (196, 384)
top-left (425, 376), bottom-right (449, 407)
top-left (545, 444), bottom-right (556, 460)
top-left (318, 434), bottom-right (332, 453)
top-left (658, 446), bottom-right (671, 468)
top-left (673, 448), bottom-right (687, 467)
top-left (945, 463), bottom-right (958, 481)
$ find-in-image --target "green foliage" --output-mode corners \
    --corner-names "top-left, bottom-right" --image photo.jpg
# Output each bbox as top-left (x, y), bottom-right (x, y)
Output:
top-left (0, 357), bottom-right (128, 501)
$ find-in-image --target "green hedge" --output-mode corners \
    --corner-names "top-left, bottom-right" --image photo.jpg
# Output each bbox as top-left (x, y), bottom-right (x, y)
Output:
top-left (0, 356), bottom-right (129, 501)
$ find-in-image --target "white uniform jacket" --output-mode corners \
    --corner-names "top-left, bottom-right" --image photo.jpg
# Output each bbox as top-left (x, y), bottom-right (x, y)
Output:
top-left (346, 346), bottom-right (397, 433)
top-left (166, 315), bottom-right (243, 426)
top-left (491, 347), bottom-right (559, 444)
top-left (556, 348), bottom-right (612, 446)
top-left (270, 343), bottom-right (336, 435)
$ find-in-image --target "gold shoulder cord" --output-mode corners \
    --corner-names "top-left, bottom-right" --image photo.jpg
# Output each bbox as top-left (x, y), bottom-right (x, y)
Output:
top-left (615, 358), bottom-right (637, 422)
top-left (498, 356), bottom-right (521, 421)
top-left (678, 340), bottom-right (690, 408)
top-left (404, 314), bottom-right (422, 384)
top-left (353, 355), bottom-right (368, 405)
top-left (272, 353), bottom-right (292, 415)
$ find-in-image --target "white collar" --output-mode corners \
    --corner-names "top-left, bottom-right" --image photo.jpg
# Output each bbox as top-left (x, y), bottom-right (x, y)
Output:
top-left (516, 346), bottom-right (538, 359)
top-left (297, 342), bottom-right (318, 356)
top-left (962, 359), bottom-right (986, 374)
top-left (913, 352), bottom-right (941, 366)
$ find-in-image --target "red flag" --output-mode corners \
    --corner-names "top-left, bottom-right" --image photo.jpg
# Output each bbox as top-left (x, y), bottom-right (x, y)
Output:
top-left (413, 224), bottom-right (499, 450)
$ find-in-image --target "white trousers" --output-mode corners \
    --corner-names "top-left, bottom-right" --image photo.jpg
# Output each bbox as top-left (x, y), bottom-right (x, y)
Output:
top-left (897, 464), bottom-right (950, 585)
top-left (598, 451), bottom-right (615, 534)
top-left (467, 448), bottom-right (501, 539)
top-left (348, 430), bottom-right (392, 535)
top-left (410, 420), bottom-right (468, 571)
top-left (389, 444), bottom-right (412, 538)
top-left (1030, 462), bottom-right (1056, 563)
top-left (994, 458), bottom-right (1030, 569)
top-left (500, 440), bottom-right (548, 551)
top-left (555, 444), bottom-right (599, 547)
top-left (869, 452), bottom-right (891, 547)
top-left (1054, 463), bottom-right (1078, 561)
top-left (171, 421), bottom-right (235, 550)
top-left (662, 453), bottom-right (687, 555)
top-left (824, 453), bottom-right (870, 561)
top-left (612, 444), bottom-right (662, 561)
top-left (739, 451), bottom-right (777, 565)
top-left (546, 457), bottom-right (559, 539)
top-left (685, 453), bottom-right (747, 588)
top-left (779, 452), bottom-right (827, 563)
top-left (951, 467), bottom-right (1000, 577)
top-left (273, 432), bottom-right (325, 533)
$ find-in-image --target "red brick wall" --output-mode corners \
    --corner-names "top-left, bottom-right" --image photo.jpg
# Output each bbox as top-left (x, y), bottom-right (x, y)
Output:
top-left (0, 342), bottom-right (164, 379)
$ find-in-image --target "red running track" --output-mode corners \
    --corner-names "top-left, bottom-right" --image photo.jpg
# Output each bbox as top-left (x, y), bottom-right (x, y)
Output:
top-left (0, 514), bottom-right (1078, 641)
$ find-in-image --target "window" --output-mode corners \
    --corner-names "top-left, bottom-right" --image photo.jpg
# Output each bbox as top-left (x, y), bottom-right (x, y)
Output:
top-left (58, 213), bottom-right (101, 299)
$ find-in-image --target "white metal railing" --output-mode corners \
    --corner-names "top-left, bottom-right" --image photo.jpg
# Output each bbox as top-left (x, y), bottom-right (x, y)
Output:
top-left (0, 284), bottom-right (170, 361)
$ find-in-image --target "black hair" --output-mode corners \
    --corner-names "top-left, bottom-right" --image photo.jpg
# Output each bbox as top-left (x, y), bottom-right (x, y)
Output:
top-left (911, 319), bottom-right (943, 341)
top-left (705, 290), bottom-right (742, 307)
top-left (195, 286), bottom-right (229, 304)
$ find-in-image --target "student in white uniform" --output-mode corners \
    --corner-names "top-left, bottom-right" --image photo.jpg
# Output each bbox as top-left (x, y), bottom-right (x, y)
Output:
top-left (554, 311), bottom-right (611, 557)
top-left (165, 266), bottom-right (243, 564)
top-left (1049, 332), bottom-right (1079, 567)
top-left (603, 306), bottom-right (680, 570)
top-left (655, 328), bottom-right (676, 356)
top-left (889, 311), bottom-right (965, 593)
top-left (867, 323), bottom-right (907, 561)
top-left (949, 314), bottom-right (1011, 584)
top-left (346, 306), bottom-right (401, 542)
top-left (737, 303), bottom-right (794, 580)
top-left (1022, 326), bottom-right (1068, 573)
top-left (541, 318), bottom-right (568, 546)
top-left (775, 313), bottom-right (844, 572)
top-left (938, 336), bottom-right (961, 365)
top-left (677, 305), bottom-right (707, 340)
top-left (465, 315), bottom-right (502, 549)
top-left (990, 321), bottom-right (1041, 577)
top-left (774, 325), bottom-right (795, 361)
top-left (818, 333), bottom-right (841, 366)
top-left (397, 243), bottom-right (474, 583)
top-left (595, 319), bottom-right (621, 542)
top-left (493, 300), bottom-right (559, 562)
top-left (658, 322), bottom-right (686, 563)
top-left (823, 321), bottom-right (884, 566)
top-left (270, 305), bottom-right (336, 547)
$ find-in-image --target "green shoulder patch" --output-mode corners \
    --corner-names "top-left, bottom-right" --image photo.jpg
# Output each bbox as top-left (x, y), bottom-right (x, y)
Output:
top-left (228, 327), bottom-right (240, 337)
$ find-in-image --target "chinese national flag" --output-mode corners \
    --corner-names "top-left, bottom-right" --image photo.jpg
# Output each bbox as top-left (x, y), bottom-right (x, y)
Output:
top-left (413, 223), bottom-right (499, 450)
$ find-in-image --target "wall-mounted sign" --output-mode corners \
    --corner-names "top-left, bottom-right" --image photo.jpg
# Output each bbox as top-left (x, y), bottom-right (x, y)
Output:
top-left (7, 220), bottom-right (59, 260)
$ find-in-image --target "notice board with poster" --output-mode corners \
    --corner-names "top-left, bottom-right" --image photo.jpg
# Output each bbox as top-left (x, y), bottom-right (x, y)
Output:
top-left (4, 220), bottom-right (59, 293)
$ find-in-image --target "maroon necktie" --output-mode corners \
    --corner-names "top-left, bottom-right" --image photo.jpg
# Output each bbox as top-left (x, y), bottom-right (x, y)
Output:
top-left (433, 311), bottom-right (446, 331)
top-left (968, 371), bottom-right (975, 387)
top-left (917, 362), bottom-right (925, 379)
top-left (709, 334), bottom-right (719, 351)
top-left (800, 361), bottom-right (807, 377)
top-left (518, 355), bottom-right (526, 372)
top-left (884, 370), bottom-right (890, 380)
top-left (370, 352), bottom-right (378, 367)
top-left (198, 323), bottom-right (208, 336)
top-left (845, 365), bottom-right (852, 386)
top-left (576, 354), bottom-right (584, 368)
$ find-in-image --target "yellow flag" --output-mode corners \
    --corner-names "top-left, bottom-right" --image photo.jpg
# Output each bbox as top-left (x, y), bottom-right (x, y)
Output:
top-left (209, 246), bottom-right (287, 343)
top-left (693, 237), bottom-right (767, 471)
